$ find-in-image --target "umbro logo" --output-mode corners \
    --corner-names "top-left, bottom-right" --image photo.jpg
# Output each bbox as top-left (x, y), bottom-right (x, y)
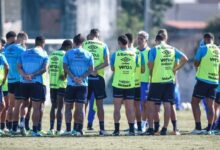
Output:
top-left (51, 56), bottom-right (58, 61)
top-left (121, 57), bottom-right (131, 63)
top-left (162, 50), bottom-right (171, 56)
top-left (88, 45), bottom-right (98, 50)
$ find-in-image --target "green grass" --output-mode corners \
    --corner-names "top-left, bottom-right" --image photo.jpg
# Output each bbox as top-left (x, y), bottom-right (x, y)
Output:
top-left (0, 105), bottom-right (219, 150)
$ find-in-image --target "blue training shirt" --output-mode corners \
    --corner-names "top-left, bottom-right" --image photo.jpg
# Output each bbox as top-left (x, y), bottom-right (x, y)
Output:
top-left (4, 44), bottom-right (25, 83)
top-left (18, 48), bottom-right (48, 84)
top-left (63, 48), bottom-right (94, 86)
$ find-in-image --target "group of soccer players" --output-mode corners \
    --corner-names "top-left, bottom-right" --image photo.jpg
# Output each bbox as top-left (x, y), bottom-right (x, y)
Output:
top-left (0, 28), bottom-right (220, 137)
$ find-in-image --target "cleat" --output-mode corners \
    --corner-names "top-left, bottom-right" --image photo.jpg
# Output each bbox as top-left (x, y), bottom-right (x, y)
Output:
top-left (20, 128), bottom-right (27, 136)
top-left (47, 130), bottom-right (55, 136)
top-left (136, 130), bottom-right (143, 135)
top-left (71, 130), bottom-right (83, 136)
top-left (160, 129), bottom-right (168, 136)
top-left (170, 130), bottom-right (181, 135)
top-left (99, 130), bottom-right (107, 136)
top-left (55, 130), bottom-right (63, 136)
top-left (31, 131), bottom-right (43, 137)
top-left (38, 130), bottom-right (47, 136)
top-left (191, 129), bottom-right (203, 135)
top-left (112, 130), bottom-right (120, 136)
top-left (125, 131), bottom-right (135, 136)
top-left (61, 130), bottom-right (72, 136)
top-left (144, 128), bottom-right (154, 136)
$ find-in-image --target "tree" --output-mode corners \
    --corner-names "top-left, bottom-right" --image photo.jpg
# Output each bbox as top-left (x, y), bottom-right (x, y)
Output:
top-left (117, 0), bottom-right (173, 35)
top-left (204, 17), bottom-right (220, 41)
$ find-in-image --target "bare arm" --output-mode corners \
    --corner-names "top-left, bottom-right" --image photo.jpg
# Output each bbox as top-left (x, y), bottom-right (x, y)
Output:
top-left (17, 63), bottom-right (27, 78)
top-left (194, 60), bottom-right (200, 71)
top-left (95, 55), bottom-right (109, 71)
top-left (174, 55), bottom-right (188, 72)
top-left (148, 61), bottom-right (154, 76)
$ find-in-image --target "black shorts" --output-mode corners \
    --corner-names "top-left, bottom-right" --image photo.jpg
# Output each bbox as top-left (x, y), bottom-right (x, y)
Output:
top-left (134, 87), bottom-right (141, 101)
top-left (0, 88), bottom-right (2, 104)
top-left (113, 87), bottom-right (135, 100)
top-left (148, 83), bottom-right (175, 103)
top-left (87, 75), bottom-right (106, 100)
top-left (16, 83), bottom-right (46, 102)
top-left (64, 86), bottom-right (87, 104)
top-left (3, 91), bottom-right (8, 97)
top-left (50, 88), bottom-right (66, 102)
top-left (192, 80), bottom-right (218, 100)
top-left (215, 92), bottom-right (220, 104)
top-left (8, 82), bottom-right (20, 94)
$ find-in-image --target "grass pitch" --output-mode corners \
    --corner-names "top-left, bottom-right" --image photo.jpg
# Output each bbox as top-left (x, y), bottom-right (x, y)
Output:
top-left (0, 105), bottom-right (219, 150)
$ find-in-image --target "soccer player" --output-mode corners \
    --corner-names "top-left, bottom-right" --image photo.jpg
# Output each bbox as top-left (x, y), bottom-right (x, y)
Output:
top-left (147, 32), bottom-right (188, 135)
top-left (0, 42), bottom-right (9, 136)
top-left (83, 29), bottom-right (109, 135)
top-left (4, 31), bottom-right (27, 131)
top-left (191, 33), bottom-right (220, 135)
top-left (63, 34), bottom-right (94, 136)
top-left (14, 36), bottom-right (48, 136)
top-left (47, 40), bottom-right (73, 136)
top-left (85, 33), bottom-right (96, 130)
top-left (136, 31), bottom-right (151, 132)
top-left (154, 29), bottom-right (182, 135)
top-left (0, 38), bottom-right (9, 133)
top-left (111, 35), bottom-right (137, 136)
top-left (125, 33), bottom-right (145, 134)
top-left (213, 36), bottom-right (220, 134)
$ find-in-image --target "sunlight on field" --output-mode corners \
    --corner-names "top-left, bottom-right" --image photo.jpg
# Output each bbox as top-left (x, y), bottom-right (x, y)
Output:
top-left (0, 105), bottom-right (219, 150)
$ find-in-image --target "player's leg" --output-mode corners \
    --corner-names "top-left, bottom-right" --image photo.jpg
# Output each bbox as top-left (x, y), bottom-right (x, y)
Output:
top-left (170, 103), bottom-right (180, 135)
top-left (191, 81), bottom-right (205, 133)
top-left (63, 85), bottom-right (74, 135)
top-left (112, 87), bottom-right (123, 135)
top-left (93, 76), bottom-right (106, 135)
top-left (0, 90), bottom-right (4, 135)
top-left (0, 92), bottom-right (9, 132)
top-left (6, 83), bottom-right (17, 131)
top-left (124, 88), bottom-right (135, 135)
top-left (154, 103), bottom-right (161, 135)
top-left (56, 88), bottom-right (65, 134)
top-left (72, 86), bottom-right (87, 136)
top-left (24, 100), bottom-right (32, 131)
top-left (87, 93), bottom-right (96, 130)
top-left (48, 89), bottom-right (57, 134)
top-left (140, 83), bottom-right (149, 132)
top-left (134, 87), bottom-right (142, 133)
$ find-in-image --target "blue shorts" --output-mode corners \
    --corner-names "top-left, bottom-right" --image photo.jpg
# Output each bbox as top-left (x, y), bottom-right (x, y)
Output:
top-left (141, 82), bottom-right (149, 101)
top-left (148, 83), bottom-right (175, 103)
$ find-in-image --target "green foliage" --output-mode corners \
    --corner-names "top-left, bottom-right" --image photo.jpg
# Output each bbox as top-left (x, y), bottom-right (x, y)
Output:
top-left (151, 0), bottom-right (173, 27)
top-left (117, 0), bottom-right (144, 35)
top-left (204, 17), bottom-right (220, 39)
top-left (117, 0), bottom-right (173, 35)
